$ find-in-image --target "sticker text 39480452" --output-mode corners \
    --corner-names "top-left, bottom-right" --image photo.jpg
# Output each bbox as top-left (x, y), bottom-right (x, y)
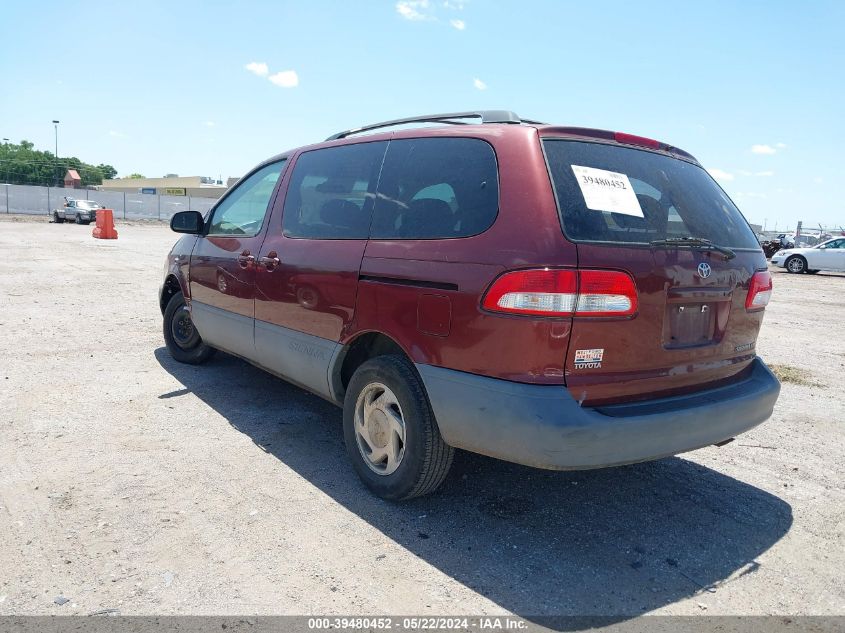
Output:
top-left (570, 165), bottom-right (644, 218)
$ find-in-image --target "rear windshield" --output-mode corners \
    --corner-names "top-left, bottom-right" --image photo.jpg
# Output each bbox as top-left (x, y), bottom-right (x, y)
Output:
top-left (543, 140), bottom-right (759, 249)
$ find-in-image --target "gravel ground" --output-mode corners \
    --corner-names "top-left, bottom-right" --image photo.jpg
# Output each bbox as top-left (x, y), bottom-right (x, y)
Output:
top-left (0, 217), bottom-right (843, 620)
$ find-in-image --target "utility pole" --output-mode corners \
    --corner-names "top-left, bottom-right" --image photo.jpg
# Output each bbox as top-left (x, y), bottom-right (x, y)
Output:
top-left (52, 120), bottom-right (60, 186)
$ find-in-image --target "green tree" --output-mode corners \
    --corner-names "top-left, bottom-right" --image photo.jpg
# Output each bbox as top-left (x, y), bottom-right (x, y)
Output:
top-left (97, 164), bottom-right (117, 180)
top-left (0, 139), bottom-right (119, 186)
top-left (125, 173), bottom-right (145, 179)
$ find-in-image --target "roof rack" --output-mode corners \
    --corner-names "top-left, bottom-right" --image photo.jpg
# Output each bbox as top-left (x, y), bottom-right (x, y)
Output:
top-left (325, 110), bottom-right (545, 141)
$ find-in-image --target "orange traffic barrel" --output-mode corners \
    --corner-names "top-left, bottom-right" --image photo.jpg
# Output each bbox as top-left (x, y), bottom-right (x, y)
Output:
top-left (92, 209), bottom-right (118, 239)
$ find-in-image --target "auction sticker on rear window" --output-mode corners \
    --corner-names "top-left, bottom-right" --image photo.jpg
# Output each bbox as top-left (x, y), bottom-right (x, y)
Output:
top-left (574, 348), bottom-right (604, 369)
top-left (571, 165), bottom-right (644, 218)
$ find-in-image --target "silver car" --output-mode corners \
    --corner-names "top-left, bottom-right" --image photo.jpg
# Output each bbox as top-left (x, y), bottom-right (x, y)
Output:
top-left (53, 198), bottom-right (101, 225)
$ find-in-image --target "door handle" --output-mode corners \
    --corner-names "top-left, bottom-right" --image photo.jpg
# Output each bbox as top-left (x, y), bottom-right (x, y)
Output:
top-left (237, 250), bottom-right (255, 268)
top-left (258, 251), bottom-right (280, 270)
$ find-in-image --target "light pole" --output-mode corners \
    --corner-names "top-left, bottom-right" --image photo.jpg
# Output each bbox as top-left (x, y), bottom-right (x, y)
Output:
top-left (1, 139), bottom-right (7, 187)
top-left (1, 139), bottom-right (7, 188)
top-left (52, 120), bottom-right (60, 186)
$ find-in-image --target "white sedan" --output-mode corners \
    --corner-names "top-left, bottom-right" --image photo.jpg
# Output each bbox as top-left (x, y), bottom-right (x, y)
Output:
top-left (771, 237), bottom-right (845, 273)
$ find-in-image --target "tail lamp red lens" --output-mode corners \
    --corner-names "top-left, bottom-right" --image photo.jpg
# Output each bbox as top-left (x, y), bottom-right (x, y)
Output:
top-left (482, 269), bottom-right (638, 317)
top-left (614, 131), bottom-right (661, 149)
top-left (746, 271), bottom-right (773, 311)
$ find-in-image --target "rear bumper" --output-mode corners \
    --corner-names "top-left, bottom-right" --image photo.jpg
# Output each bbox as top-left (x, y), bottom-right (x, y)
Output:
top-left (417, 357), bottom-right (780, 470)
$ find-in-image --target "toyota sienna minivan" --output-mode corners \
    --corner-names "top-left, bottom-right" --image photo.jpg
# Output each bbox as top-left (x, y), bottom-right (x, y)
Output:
top-left (160, 110), bottom-right (780, 500)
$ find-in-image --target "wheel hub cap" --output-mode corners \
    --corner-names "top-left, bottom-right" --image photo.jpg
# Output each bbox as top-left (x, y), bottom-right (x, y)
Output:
top-left (354, 382), bottom-right (406, 476)
top-left (367, 410), bottom-right (390, 448)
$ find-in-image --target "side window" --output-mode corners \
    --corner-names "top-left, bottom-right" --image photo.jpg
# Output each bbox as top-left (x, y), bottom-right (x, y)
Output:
top-left (282, 142), bottom-right (388, 239)
top-left (208, 161), bottom-right (286, 236)
top-left (370, 137), bottom-right (499, 240)
top-left (412, 183), bottom-right (457, 210)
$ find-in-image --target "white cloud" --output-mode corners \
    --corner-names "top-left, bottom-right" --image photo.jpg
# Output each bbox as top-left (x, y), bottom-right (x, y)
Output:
top-left (268, 70), bottom-right (299, 88)
top-left (755, 170), bottom-right (774, 177)
top-left (108, 130), bottom-right (126, 138)
top-left (776, 142), bottom-right (787, 148)
top-left (473, 77), bottom-right (487, 90)
top-left (443, 0), bottom-right (466, 8)
top-left (203, 121), bottom-right (216, 127)
top-left (396, 0), bottom-right (432, 20)
top-left (707, 168), bottom-right (734, 182)
top-left (813, 177), bottom-right (823, 184)
top-left (450, 18), bottom-right (465, 29)
top-left (751, 144), bottom-right (777, 155)
top-left (245, 61), bottom-right (269, 77)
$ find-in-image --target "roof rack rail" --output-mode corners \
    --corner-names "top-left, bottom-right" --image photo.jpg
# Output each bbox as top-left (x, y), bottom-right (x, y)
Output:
top-left (325, 110), bottom-right (545, 141)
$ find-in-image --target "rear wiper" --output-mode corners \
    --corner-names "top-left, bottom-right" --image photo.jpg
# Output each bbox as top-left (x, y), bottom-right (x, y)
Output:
top-left (650, 236), bottom-right (736, 260)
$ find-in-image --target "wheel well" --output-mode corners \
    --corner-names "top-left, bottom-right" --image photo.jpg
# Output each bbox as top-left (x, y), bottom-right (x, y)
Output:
top-left (160, 275), bottom-right (182, 315)
top-left (334, 333), bottom-right (407, 401)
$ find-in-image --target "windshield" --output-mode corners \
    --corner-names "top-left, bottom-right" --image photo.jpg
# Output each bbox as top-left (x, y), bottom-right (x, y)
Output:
top-left (76, 200), bottom-right (101, 210)
top-left (543, 140), bottom-right (760, 249)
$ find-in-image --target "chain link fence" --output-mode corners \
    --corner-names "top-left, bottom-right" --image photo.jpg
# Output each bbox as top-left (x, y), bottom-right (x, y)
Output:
top-left (1, 184), bottom-right (217, 220)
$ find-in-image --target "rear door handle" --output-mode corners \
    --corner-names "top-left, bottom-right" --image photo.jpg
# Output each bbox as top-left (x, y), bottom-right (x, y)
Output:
top-left (237, 250), bottom-right (255, 268)
top-left (258, 251), bottom-right (280, 270)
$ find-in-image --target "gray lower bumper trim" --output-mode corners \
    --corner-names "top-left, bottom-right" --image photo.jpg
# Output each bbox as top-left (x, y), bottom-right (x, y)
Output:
top-left (416, 358), bottom-right (780, 470)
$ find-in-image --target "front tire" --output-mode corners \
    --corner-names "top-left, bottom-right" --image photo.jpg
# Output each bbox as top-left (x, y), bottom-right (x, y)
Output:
top-left (162, 292), bottom-right (216, 364)
top-left (785, 255), bottom-right (807, 274)
top-left (53, 211), bottom-right (64, 224)
top-left (343, 355), bottom-right (454, 500)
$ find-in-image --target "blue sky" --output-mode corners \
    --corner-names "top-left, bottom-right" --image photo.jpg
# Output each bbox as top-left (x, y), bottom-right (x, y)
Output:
top-left (1, 0), bottom-right (842, 229)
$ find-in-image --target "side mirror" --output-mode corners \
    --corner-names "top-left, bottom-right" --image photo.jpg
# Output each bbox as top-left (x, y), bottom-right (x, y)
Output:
top-left (170, 211), bottom-right (204, 234)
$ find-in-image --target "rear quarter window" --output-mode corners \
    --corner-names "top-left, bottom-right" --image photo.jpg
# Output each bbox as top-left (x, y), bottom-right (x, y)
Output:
top-left (370, 137), bottom-right (499, 239)
top-left (543, 140), bottom-right (760, 249)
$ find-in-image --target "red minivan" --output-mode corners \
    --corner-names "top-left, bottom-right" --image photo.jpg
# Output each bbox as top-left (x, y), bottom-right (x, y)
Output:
top-left (160, 111), bottom-right (780, 500)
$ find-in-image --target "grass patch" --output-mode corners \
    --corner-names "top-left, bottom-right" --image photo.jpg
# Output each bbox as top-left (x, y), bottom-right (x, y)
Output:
top-left (769, 363), bottom-right (823, 387)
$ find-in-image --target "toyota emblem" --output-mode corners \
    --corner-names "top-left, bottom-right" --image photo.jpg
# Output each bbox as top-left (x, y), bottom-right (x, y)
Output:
top-left (697, 262), bottom-right (712, 279)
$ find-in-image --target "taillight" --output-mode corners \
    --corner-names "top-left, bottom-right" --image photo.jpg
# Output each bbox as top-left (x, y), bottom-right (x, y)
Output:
top-left (614, 131), bottom-right (661, 149)
top-left (577, 270), bottom-right (639, 317)
top-left (746, 271), bottom-right (773, 311)
top-left (482, 269), bottom-right (638, 318)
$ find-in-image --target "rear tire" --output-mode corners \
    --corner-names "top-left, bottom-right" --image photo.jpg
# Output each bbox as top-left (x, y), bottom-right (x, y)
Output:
top-left (163, 292), bottom-right (216, 364)
top-left (343, 355), bottom-right (454, 500)
top-left (785, 255), bottom-right (807, 274)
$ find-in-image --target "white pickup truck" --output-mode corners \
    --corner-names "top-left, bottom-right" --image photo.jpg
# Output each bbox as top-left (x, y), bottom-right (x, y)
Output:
top-left (53, 197), bottom-right (101, 225)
